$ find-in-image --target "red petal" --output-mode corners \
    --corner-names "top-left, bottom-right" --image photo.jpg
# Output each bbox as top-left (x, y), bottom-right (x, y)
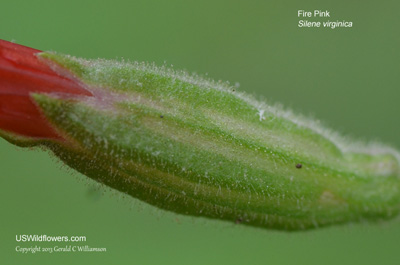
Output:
top-left (0, 40), bottom-right (91, 140)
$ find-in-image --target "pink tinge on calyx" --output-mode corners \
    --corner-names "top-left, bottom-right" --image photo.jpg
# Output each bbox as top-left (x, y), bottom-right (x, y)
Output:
top-left (0, 40), bottom-right (92, 140)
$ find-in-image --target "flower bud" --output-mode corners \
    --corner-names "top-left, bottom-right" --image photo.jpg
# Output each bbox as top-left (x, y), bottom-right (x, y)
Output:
top-left (1, 40), bottom-right (400, 230)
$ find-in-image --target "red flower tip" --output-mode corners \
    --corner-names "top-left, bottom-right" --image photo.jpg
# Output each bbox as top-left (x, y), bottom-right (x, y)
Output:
top-left (0, 40), bottom-right (91, 140)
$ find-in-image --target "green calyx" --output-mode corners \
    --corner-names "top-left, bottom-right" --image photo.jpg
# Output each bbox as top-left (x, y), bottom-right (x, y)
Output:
top-left (12, 52), bottom-right (400, 230)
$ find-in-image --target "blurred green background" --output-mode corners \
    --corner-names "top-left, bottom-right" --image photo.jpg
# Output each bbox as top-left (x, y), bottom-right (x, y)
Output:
top-left (1, 0), bottom-right (399, 264)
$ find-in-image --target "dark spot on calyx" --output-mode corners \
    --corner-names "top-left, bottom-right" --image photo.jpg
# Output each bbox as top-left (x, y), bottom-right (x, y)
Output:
top-left (160, 115), bottom-right (164, 118)
top-left (296, 163), bottom-right (302, 169)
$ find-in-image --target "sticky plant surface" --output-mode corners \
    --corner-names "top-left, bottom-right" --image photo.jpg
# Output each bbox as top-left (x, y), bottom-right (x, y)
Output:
top-left (1, 40), bottom-right (400, 231)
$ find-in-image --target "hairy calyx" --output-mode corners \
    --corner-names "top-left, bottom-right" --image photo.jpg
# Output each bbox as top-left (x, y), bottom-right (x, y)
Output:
top-left (0, 40), bottom-right (399, 231)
